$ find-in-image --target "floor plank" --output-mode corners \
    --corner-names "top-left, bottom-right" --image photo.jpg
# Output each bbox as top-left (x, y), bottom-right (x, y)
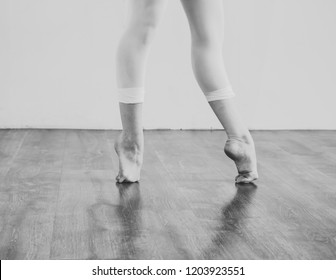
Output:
top-left (0, 130), bottom-right (65, 259)
top-left (0, 129), bottom-right (335, 259)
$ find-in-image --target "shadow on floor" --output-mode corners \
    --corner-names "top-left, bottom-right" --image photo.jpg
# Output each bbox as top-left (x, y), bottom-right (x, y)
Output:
top-left (115, 182), bottom-right (142, 259)
top-left (201, 183), bottom-right (257, 259)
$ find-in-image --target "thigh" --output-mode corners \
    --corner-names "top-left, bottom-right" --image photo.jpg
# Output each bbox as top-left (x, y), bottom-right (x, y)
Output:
top-left (180, 0), bottom-right (225, 42)
top-left (127, 0), bottom-right (168, 25)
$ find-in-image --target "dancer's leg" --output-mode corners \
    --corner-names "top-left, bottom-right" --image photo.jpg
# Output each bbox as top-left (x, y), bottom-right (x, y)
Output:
top-left (180, 0), bottom-right (258, 183)
top-left (115, 0), bottom-right (167, 183)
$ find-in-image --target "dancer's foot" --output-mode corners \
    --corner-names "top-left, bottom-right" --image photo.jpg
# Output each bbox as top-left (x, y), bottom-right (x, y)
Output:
top-left (224, 136), bottom-right (258, 183)
top-left (114, 132), bottom-right (143, 183)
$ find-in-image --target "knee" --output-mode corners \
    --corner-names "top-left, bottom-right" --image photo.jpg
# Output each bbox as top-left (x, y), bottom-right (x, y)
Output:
top-left (136, 21), bottom-right (158, 45)
top-left (192, 37), bottom-right (223, 51)
top-left (128, 18), bottom-right (160, 46)
top-left (191, 30), bottom-right (223, 50)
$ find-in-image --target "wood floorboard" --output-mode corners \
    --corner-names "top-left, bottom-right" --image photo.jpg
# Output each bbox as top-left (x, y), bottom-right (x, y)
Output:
top-left (0, 130), bottom-right (27, 171)
top-left (0, 129), bottom-right (335, 259)
top-left (0, 130), bottom-right (65, 259)
top-left (63, 130), bottom-right (114, 171)
top-left (50, 170), bottom-right (121, 260)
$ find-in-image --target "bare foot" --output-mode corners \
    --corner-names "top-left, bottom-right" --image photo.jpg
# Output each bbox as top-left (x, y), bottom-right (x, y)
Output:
top-left (114, 133), bottom-right (143, 183)
top-left (224, 137), bottom-right (258, 183)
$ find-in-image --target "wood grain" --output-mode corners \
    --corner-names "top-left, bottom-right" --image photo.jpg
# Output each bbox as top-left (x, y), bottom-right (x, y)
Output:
top-left (0, 129), bottom-right (336, 259)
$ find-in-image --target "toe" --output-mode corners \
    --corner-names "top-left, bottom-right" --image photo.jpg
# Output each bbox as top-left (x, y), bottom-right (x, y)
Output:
top-left (123, 176), bottom-right (139, 183)
top-left (117, 175), bottom-right (138, 184)
top-left (235, 172), bottom-right (257, 184)
top-left (118, 176), bottom-right (126, 183)
top-left (116, 172), bottom-right (123, 182)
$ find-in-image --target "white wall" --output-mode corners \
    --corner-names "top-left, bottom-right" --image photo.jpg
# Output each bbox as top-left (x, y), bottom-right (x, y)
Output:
top-left (1, 0), bottom-right (336, 130)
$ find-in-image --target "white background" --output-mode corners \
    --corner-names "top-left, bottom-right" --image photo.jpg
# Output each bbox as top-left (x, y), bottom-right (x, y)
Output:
top-left (1, 0), bottom-right (335, 129)
top-left (2, 260), bottom-right (336, 280)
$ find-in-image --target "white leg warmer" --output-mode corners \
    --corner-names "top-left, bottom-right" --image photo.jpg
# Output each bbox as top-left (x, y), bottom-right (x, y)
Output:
top-left (204, 85), bottom-right (235, 102)
top-left (118, 87), bottom-right (145, 104)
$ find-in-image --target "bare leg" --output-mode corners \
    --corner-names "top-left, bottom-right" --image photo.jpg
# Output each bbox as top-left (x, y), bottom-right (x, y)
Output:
top-left (180, 0), bottom-right (258, 183)
top-left (115, 0), bottom-right (167, 183)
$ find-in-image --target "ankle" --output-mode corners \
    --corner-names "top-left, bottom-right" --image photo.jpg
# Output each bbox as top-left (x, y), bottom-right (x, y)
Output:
top-left (119, 131), bottom-right (143, 149)
top-left (228, 133), bottom-right (253, 145)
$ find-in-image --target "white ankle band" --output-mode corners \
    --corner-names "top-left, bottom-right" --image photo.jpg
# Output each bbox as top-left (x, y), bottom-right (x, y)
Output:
top-left (118, 87), bottom-right (145, 104)
top-left (205, 86), bottom-right (235, 102)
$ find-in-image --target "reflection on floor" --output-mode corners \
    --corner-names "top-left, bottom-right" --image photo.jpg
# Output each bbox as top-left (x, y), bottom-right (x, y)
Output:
top-left (0, 129), bottom-right (335, 259)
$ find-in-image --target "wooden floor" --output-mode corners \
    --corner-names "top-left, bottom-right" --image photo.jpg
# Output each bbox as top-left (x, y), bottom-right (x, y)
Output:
top-left (0, 129), bottom-right (335, 260)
